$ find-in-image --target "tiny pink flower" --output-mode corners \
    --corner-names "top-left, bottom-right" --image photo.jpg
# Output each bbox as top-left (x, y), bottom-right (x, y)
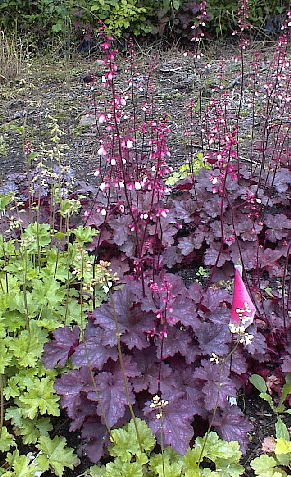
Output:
top-left (98, 145), bottom-right (107, 156)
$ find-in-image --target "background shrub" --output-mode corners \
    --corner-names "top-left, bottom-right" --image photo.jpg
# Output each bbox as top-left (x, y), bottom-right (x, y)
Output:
top-left (0, 0), bottom-right (289, 48)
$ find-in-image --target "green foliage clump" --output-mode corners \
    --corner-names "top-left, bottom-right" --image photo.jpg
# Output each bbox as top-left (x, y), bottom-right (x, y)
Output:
top-left (0, 0), bottom-right (289, 43)
top-left (89, 418), bottom-right (244, 476)
top-left (166, 152), bottom-right (211, 186)
top-left (89, 0), bottom-right (152, 37)
top-left (0, 190), bottom-right (111, 475)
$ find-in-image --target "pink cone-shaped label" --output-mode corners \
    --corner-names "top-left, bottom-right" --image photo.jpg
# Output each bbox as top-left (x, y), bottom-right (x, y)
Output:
top-left (231, 268), bottom-right (255, 326)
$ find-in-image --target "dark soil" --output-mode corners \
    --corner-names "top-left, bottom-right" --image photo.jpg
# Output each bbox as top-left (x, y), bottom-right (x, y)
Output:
top-left (1, 41), bottom-right (290, 477)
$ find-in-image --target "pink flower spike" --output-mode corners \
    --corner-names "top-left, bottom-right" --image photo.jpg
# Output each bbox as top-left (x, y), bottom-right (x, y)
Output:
top-left (231, 268), bottom-right (255, 326)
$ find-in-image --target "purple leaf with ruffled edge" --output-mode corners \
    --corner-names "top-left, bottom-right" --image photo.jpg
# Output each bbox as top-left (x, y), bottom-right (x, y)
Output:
top-left (173, 198), bottom-right (197, 223)
top-left (193, 360), bottom-right (236, 411)
top-left (81, 419), bottom-right (109, 463)
top-left (178, 236), bottom-right (196, 256)
top-left (54, 367), bottom-right (92, 417)
top-left (229, 347), bottom-right (248, 375)
top-left (188, 282), bottom-right (203, 303)
top-left (230, 242), bottom-right (258, 271)
top-left (42, 326), bottom-right (80, 368)
top-left (155, 326), bottom-right (191, 359)
top-left (182, 366), bottom-right (208, 418)
top-left (132, 351), bottom-right (181, 399)
top-left (130, 273), bottom-right (186, 313)
top-left (108, 215), bottom-right (132, 246)
top-left (259, 248), bottom-right (283, 276)
top-left (162, 246), bottom-right (183, 267)
top-left (93, 285), bottom-right (155, 349)
top-left (87, 370), bottom-right (135, 427)
top-left (144, 396), bottom-right (194, 455)
top-left (271, 168), bottom-right (291, 193)
top-left (195, 323), bottom-right (230, 356)
top-left (204, 245), bottom-right (230, 267)
top-left (201, 287), bottom-right (231, 312)
top-left (243, 324), bottom-right (269, 362)
top-left (234, 216), bottom-right (263, 241)
top-left (69, 395), bottom-right (97, 431)
top-left (265, 213), bottom-right (291, 242)
top-left (212, 402), bottom-right (253, 452)
top-left (72, 324), bottom-right (118, 370)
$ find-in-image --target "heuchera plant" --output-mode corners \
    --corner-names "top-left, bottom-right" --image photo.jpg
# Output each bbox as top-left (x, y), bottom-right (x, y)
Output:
top-left (43, 9), bottom-right (291, 465)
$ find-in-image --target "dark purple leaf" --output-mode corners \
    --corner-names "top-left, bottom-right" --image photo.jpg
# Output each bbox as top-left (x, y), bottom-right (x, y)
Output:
top-left (155, 326), bottom-right (191, 359)
top-left (201, 288), bottom-right (231, 312)
top-left (193, 360), bottom-right (237, 411)
top-left (69, 395), bottom-right (97, 431)
top-left (244, 324), bottom-right (269, 361)
top-left (162, 246), bottom-right (183, 267)
top-left (81, 419), bottom-right (109, 463)
top-left (170, 294), bottom-right (200, 329)
top-left (188, 282), bottom-right (203, 303)
top-left (93, 286), bottom-right (155, 349)
top-left (144, 396), bottom-right (194, 454)
top-left (178, 236), bottom-right (195, 256)
top-left (173, 198), bottom-right (196, 223)
top-left (212, 402), bottom-right (253, 452)
top-left (42, 326), bottom-right (80, 368)
top-left (87, 370), bottom-right (135, 427)
top-left (196, 323), bottom-right (230, 356)
top-left (204, 245), bottom-right (230, 267)
top-left (133, 353), bottom-right (180, 399)
top-left (235, 217), bottom-right (263, 241)
top-left (54, 367), bottom-right (92, 417)
top-left (271, 168), bottom-right (291, 193)
top-left (230, 242), bottom-right (258, 271)
top-left (108, 215), bottom-right (132, 246)
top-left (229, 347), bottom-right (248, 375)
top-left (182, 366), bottom-right (208, 418)
top-left (86, 357), bottom-right (138, 427)
top-left (281, 354), bottom-right (291, 373)
top-left (72, 326), bottom-right (118, 370)
top-left (264, 213), bottom-right (291, 242)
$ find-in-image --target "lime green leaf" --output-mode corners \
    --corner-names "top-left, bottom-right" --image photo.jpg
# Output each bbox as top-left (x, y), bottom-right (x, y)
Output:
top-left (0, 339), bottom-right (13, 372)
top-left (8, 324), bottom-right (48, 368)
top-left (0, 193), bottom-right (13, 210)
top-left (105, 459), bottom-right (143, 477)
top-left (150, 447), bottom-right (183, 476)
top-left (19, 376), bottom-right (60, 419)
top-left (6, 406), bottom-right (52, 444)
top-left (109, 418), bottom-right (155, 462)
top-left (6, 450), bottom-right (38, 477)
top-left (250, 455), bottom-right (277, 473)
top-left (249, 374), bottom-right (267, 393)
top-left (73, 225), bottom-right (99, 243)
top-left (36, 435), bottom-right (78, 476)
top-left (0, 426), bottom-right (16, 452)
top-left (275, 438), bottom-right (291, 455)
top-left (184, 469), bottom-right (201, 477)
top-left (88, 465), bottom-right (106, 477)
top-left (22, 223), bottom-right (51, 250)
top-left (281, 376), bottom-right (291, 403)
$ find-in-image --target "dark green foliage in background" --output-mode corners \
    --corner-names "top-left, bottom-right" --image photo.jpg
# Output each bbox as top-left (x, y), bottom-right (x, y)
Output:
top-left (0, 0), bottom-right (289, 46)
